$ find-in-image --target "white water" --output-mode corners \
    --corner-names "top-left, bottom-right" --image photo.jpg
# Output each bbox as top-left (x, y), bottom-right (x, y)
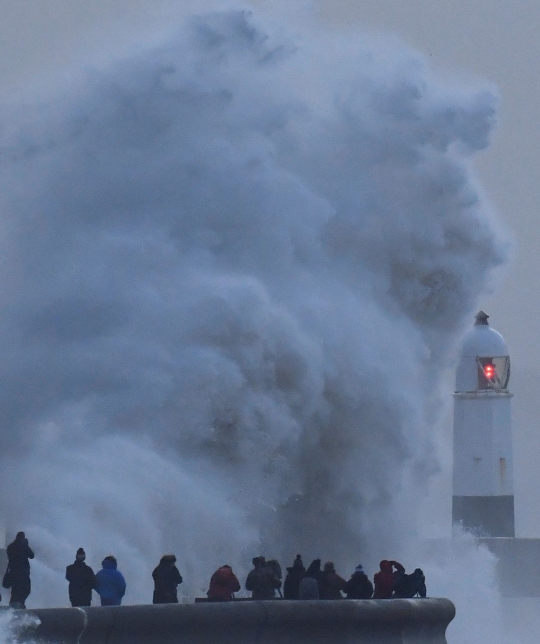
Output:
top-left (0, 5), bottom-right (522, 643)
top-left (0, 610), bottom-right (40, 644)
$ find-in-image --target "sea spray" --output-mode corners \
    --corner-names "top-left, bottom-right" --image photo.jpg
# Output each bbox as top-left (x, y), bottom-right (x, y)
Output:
top-left (0, 609), bottom-right (40, 644)
top-left (0, 7), bottom-right (511, 642)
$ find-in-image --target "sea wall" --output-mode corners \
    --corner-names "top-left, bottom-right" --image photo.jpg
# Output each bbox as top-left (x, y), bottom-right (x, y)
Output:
top-left (16, 598), bottom-right (455, 644)
top-left (478, 538), bottom-right (540, 597)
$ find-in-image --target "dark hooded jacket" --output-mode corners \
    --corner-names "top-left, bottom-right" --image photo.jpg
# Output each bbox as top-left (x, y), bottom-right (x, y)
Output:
top-left (373, 560), bottom-right (404, 599)
top-left (95, 557), bottom-right (126, 606)
top-left (321, 563), bottom-right (346, 599)
top-left (245, 558), bottom-right (281, 600)
top-left (392, 569), bottom-right (427, 598)
top-left (6, 534), bottom-right (34, 607)
top-left (152, 555), bottom-right (183, 604)
top-left (66, 559), bottom-right (96, 607)
top-left (207, 566), bottom-right (240, 601)
top-left (344, 569), bottom-right (373, 599)
top-left (283, 556), bottom-right (305, 600)
top-left (7, 536), bottom-right (34, 576)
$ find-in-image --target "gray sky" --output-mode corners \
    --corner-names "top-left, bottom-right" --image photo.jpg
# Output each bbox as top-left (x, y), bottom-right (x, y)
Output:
top-left (0, 0), bottom-right (538, 534)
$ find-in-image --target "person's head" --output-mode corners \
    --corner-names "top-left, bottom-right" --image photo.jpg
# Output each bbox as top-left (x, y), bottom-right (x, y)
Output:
top-left (15, 532), bottom-right (25, 541)
top-left (252, 556), bottom-right (265, 567)
top-left (102, 555), bottom-right (117, 569)
top-left (160, 554), bottom-right (176, 565)
top-left (306, 559), bottom-right (321, 575)
top-left (324, 562), bottom-right (335, 573)
top-left (413, 568), bottom-right (424, 577)
top-left (76, 548), bottom-right (86, 562)
top-left (379, 560), bottom-right (392, 573)
top-left (293, 555), bottom-right (304, 570)
top-left (354, 564), bottom-right (364, 574)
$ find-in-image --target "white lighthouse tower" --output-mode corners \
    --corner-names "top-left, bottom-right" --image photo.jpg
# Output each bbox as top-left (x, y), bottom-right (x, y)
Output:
top-left (452, 310), bottom-right (514, 537)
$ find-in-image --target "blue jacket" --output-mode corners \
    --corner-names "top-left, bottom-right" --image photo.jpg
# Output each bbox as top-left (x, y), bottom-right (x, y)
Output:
top-left (95, 558), bottom-right (126, 605)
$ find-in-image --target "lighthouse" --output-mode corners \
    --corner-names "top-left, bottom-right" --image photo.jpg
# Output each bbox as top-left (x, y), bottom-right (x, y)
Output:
top-left (448, 311), bottom-right (540, 597)
top-left (452, 310), bottom-right (514, 537)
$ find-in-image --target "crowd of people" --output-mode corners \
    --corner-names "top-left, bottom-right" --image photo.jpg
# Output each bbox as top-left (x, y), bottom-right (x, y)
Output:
top-left (0, 533), bottom-right (426, 608)
top-left (242, 556), bottom-right (426, 601)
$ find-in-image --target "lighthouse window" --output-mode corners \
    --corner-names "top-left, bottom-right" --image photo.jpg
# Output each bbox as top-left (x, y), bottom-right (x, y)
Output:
top-left (477, 356), bottom-right (510, 390)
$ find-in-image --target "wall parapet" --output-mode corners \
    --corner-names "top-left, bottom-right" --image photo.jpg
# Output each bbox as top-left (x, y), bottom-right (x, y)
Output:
top-left (16, 598), bottom-right (455, 644)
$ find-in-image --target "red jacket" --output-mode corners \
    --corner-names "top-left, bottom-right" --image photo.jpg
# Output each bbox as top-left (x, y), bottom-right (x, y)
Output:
top-left (207, 566), bottom-right (241, 601)
top-left (373, 560), bottom-right (404, 599)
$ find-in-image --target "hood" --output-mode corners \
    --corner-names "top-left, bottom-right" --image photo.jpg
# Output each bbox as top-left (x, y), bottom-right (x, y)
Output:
top-left (160, 555), bottom-right (176, 565)
top-left (215, 566), bottom-right (234, 578)
top-left (102, 558), bottom-right (117, 570)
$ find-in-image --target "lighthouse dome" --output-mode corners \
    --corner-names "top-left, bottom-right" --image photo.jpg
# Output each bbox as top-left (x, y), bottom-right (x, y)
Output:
top-left (456, 311), bottom-right (510, 392)
top-left (461, 322), bottom-right (509, 358)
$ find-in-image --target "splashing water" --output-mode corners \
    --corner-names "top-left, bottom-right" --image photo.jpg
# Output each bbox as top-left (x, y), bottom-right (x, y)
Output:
top-left (0, 6), bottom-right (518, 643)
top-left (0, 610), bottom-right (40, 644)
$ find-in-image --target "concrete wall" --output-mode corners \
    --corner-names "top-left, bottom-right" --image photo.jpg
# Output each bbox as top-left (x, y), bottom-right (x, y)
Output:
top-left (452, 495), bottom-right (515, 537)
top-left (478, 538), bottom-right (540, 597)
top-left (15, 598), bottom-right (455, 644)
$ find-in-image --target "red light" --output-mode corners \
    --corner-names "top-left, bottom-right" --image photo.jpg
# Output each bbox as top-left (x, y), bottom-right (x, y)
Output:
top-left (485, 364), bottom-right (495, 379)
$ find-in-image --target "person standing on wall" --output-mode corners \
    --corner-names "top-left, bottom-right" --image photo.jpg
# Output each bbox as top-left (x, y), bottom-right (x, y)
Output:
top-left (283, 555), bottom-right (305, 600)
top-left (152, 555), bottom-right (183, 604)
top-left (95, 556), bottom-right (126, 606)
top-left (299, 559), bottom-right (324, 599)
top-left (344, 565), bottom-right (373, 599)
top-left (392, 568), bottom-right (427, 598)
top-left (5, 532), bottom-right (34, 608)
top-left (65, 548), bottom-right (96, 607)
top-left (207, 564), bottom-right (240, 602)
top-left (373, 560), bottom-right (404, 599)
top-left (245, 557), bottom-right (281, 600)
top-left (320, 562), bottom-right (346, 599)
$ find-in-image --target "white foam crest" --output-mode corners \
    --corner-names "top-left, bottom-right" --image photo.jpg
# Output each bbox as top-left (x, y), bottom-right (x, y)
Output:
top-left (0, 610), bottom-right (40, 644)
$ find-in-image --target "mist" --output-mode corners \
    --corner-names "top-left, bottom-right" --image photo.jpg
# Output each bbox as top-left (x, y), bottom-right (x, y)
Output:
top-left (0, 7), bottom-right (513, 642)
